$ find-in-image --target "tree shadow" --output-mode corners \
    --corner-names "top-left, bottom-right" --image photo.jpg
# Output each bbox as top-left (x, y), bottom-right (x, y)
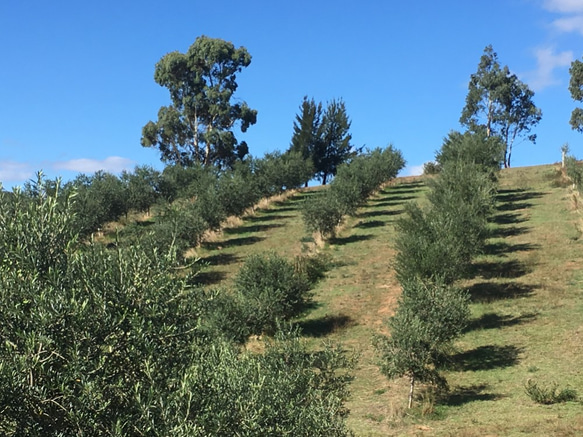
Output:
top-left (245, 214), bottom-right (293, 222)
top-left (357, 209), bottom-right (404, 219)
top-left (354, 220), bottom-right (385, 229)
top-left (297, 314), bottom-right (354, 337)
top-left (190, 270), bottom-right (227, 286)
top-left (468, 281), bottom-right (537, 303)
top-left (490, 225), bottom-right (531, 238)
top-left (483, 241), bottom-right (540, 256)
top-left (448, 345), bottom-right (521, 371)
top-left (472, 259), bottom-right (532, 279)
top-left (224, 223), bottom-right (284, 235)
top-left (201, 252), bottom-right (240, 266)
top-left (439, 384), bottom-right (504, 406)
top-left (330, 234), bottom-right (374, 245)
top-left (490, 212), bottom-right (529, 225)
top-left (496, 201), bottom-right (532, 212)
top-left (368, 194), bottom-right (419, 205)
top-left (496, 189), bottom-right (545, 203)
top-left (464, 312), bottom-right (537, 332)
top-left (203, 235), bottom-right (265, 250)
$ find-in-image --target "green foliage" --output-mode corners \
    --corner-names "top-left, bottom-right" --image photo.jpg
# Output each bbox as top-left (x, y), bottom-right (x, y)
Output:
top-left (175, 330), bottom-right (355, 436)
top-left (565, 155), bottom-right (583, 190)
top-left (301, 146), bottom-right (405, 238)
top-left (423, 161), bottom-right (441, 175)
top-left (235, 253), bottom-right (313, 335)
top-left (289, 96), bottom-right (323, 178)
top-left (65, 171), bottom-right (129, 235)
top-left (121, 165), bottom-right (160, 214)
top-left (569, 58), bottom-right (583, 133)
top-left (302, 191), bottom-right (346, 238)
top-left (461, 45), bottom-right (541, 167)
top-left (525, 380), bottom-right (578, 404)
top-left (436, 129), bottom-right (504, 175)
top-left (396, 161), bottom-right (495, 284)
top-left (314, 99), bottom-right (355, 185)
top-left (288, 97), bottom-right (357, 185)
top-left (142, 36), bottom-right (257, 167)
top-left (0, 177), bottom-right (354, 436)
top-left (374, 278), bottom-right (469, 406)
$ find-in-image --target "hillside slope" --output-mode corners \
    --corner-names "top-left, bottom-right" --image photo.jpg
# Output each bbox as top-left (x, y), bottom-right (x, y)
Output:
top-left (197, 165), bottom-right (583, 436)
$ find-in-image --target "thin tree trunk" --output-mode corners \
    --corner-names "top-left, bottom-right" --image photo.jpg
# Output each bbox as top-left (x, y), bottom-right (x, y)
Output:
top-left (408, 375), bottom-right (415, 409)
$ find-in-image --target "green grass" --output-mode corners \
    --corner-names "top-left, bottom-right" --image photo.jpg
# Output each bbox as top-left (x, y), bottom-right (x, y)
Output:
top-left (117, 165), bottom-right (583, 435)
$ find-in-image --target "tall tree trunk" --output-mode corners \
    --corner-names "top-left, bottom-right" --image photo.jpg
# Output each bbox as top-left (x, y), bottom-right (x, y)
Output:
top-left (322, 173), bottom-right (328, 185)
top-left (408, 375), bottom-right (415, 409)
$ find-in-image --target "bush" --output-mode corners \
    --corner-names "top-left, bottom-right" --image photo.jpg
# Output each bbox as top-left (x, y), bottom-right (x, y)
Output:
top-left (525, 379), bottom-right (578, 404)
top-left (235, 253), bottom-right (313, 335)
top-left (0, 178), bottom-right (354, 436)
top-left (302, 191), bottom-right (345, 238)
top-left (374, 277), bottom-right (469, 407)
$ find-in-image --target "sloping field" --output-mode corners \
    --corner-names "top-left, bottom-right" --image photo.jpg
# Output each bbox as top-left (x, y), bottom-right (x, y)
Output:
top-left (196, 164), bottom-right (583, 436)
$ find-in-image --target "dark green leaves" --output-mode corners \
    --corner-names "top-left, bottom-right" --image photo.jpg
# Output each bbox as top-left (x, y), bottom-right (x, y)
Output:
top-left (143, 36), bottom-right (257, 167)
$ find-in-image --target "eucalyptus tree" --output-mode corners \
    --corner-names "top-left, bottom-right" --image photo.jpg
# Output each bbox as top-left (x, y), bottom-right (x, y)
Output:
top-left (141, 36), bottom-right (257, 168)
top-left (569, 58), bottom-right (583, 132)
top-left (461, 45), bottom-right (541, 167)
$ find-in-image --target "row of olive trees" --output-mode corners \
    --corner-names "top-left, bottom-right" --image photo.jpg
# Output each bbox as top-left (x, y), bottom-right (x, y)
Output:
top-left (19, 151), bottom-right (312, 258)
top-left (374, 130), bottom-right (503, 408)
top-left (302, 146), bottom-right (405, 238)
top-left (0, 178), bottom-right (354, 436)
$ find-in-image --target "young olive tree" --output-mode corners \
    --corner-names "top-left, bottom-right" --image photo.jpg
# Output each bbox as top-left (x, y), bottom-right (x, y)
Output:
top-left (374, 278), bottom-right (469, 408)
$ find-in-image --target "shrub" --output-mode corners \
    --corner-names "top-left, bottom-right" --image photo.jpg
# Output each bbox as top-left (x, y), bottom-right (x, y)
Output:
top-left (0, 178), bottom-right (354, 436)
top-left (525, 379), bottom-right (578, 404)
top-left (374, 278), bottom-right (469, 407)
top-left (302, 192), bottom-right (345, 238)
top-left (235, 252), bottom-right (313, 335)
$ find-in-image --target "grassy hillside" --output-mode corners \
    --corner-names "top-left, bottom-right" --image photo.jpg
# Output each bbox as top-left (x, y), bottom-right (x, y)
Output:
top-left (187, 164), bottom-right (583, 436)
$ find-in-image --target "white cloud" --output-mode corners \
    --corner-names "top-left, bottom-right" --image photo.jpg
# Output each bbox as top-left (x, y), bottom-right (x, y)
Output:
top-left (0, 160), bottom-right (34, 184)
top-left (400, 165), bottom-right (424, 177)
top-left (552, 14), bottom-right (583, 34)
top-left (52, 156), bottom-right (135, 173)
top-left (543, 0), bottom-right (583, 13)
top-left (523, 46), bottom-right (574, 91)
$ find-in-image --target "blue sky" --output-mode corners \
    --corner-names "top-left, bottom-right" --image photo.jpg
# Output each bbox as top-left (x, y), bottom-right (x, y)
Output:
top-left (1, 0), bottom-right (582, 187)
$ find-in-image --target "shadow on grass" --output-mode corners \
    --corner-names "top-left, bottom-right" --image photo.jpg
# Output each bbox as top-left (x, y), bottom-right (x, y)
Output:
top-left (440, 384), bottom-right (504, 406)
top-left (464, 312), bottom-right (537, 332)
top-left (203, 235), bottom-right (265, 250)
top-left (490, 212), bottom-right (529, 225)
top-left (468, 281), bottom-right (537, 302)
top-left (448, 345), bottom-right (521, 371)
top-left (330, 234), bottom-right (374, 245)
top-left (496, 202), bottom-right (533, 212)
top-left (354, 219), bottom-right (386, 229)
top-left (368, 194), bottom-right (419, 205)
top-left (489, 225), bottom-right (531, 238)
top-left (496, 189), bottom-right (545, 203)
top-left (201, 252), bottom-right (240, 266)
top-left (357, 209), bottom-right (404, 219)
top-left (483, 241), bottom-right (540, 256)
top-left (224, 223), bottom-right (284, 235)
top-left (472, 259), bottom-right (532, 279)
top-left (297, 314), bottom-right (354, 337)
top-left (245, 214), bottom-right (293, 222)
top-left (191, 270), bottom-right (227, 286)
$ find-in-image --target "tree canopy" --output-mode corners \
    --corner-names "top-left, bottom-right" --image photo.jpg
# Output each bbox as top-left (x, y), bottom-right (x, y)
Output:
top-left (569, 58), bottom-right (583, 133)
top-left (460, 45), bottom-right (541, 168)
top-left (141, 36), bottom-right (257, 168)
top-left (288, 97), bottom-right (355, 185)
